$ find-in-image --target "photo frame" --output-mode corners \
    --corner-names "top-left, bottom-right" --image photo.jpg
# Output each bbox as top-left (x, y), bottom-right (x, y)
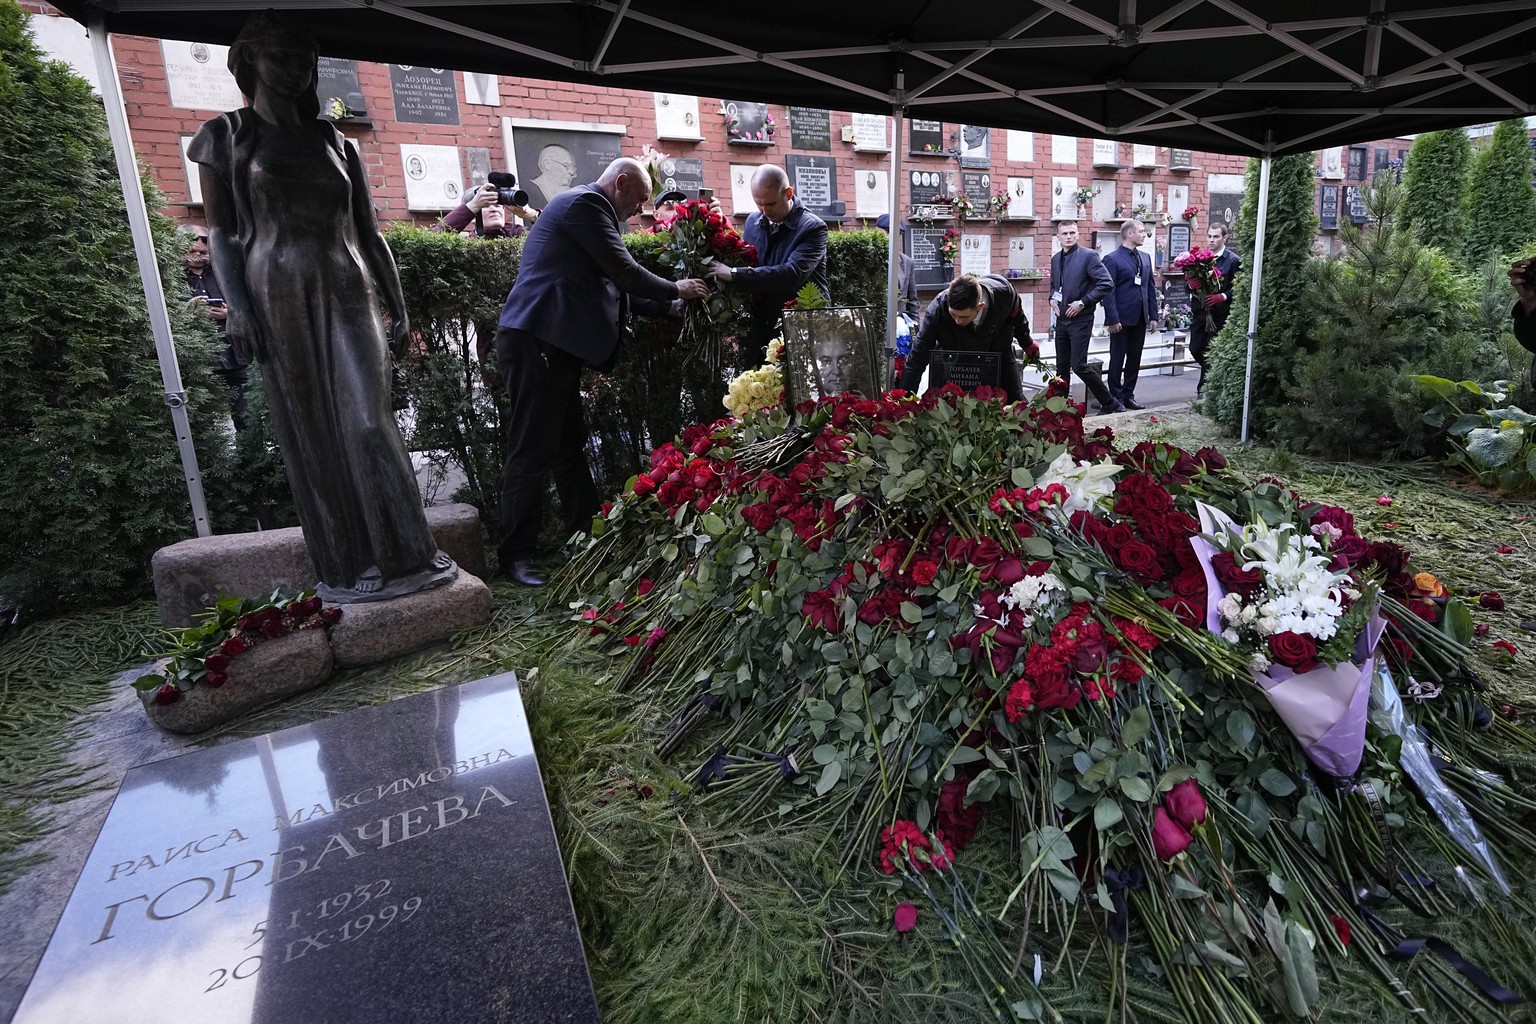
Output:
top-left (781, 307), bottom-right (880, 404)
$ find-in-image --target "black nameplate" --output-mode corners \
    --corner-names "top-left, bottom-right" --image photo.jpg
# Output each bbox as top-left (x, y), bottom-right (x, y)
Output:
top-left (931, 350), bottom-right (1001, 392)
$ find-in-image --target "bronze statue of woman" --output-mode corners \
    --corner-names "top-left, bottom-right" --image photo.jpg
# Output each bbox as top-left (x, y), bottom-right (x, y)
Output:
top-left (190, 15), bottom-right (455, 603)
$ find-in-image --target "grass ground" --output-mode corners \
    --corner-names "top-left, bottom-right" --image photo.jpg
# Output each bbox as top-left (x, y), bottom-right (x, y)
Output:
top-left (3, 409), bottom-right (1534, 1022)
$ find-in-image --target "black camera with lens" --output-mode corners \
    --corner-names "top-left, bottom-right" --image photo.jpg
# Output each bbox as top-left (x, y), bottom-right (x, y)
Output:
top-left (486, 171), bottom-right (529, 208)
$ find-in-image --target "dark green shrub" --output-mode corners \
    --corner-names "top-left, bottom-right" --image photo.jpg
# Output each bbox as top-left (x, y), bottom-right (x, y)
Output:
top-left (0, 0), bottom-right (231, 613)
top-left (1270, 176), bottom-right (1485, 458)
top-left (1400, 129), bottom-right (1471, 256)
top-left (1463, 119), bottom-right (1536, 267)
top-left (1201, 153), bottom-right (1318, 434)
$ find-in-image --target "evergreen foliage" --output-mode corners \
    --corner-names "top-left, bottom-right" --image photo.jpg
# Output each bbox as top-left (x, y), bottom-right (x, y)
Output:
top-left (1200, 153), bottom-right (1318, 434)
top-left (1463, 119), bottom-right (1536, 267)
top-left (1271, 176), bottom-right (1489, 458)
top-left (1400, 128), bottom-right (1471, 256)
top-left (0, 1), bottom-right (229, 614)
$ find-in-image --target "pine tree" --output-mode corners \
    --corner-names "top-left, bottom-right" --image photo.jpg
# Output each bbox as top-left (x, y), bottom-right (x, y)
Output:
top-left (1272, 176), bottom-right (1484, 458)
top-left (0, 0), bottom-right (229, 613)
top-left (1200, 152), bottom-right (1318, 434)
top-left (1463, 118), bottom-right (1536, 266)
top-left (1400, 128), bottom-right (1471, 256)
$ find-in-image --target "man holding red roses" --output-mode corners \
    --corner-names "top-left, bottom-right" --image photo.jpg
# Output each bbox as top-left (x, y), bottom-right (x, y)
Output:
top-left (1188, 223), bottom-right (1243, 395)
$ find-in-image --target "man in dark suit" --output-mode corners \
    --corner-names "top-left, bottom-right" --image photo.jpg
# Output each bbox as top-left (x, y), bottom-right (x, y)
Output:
top-left (897, 274), bottom-right (1035, 401)
top-left (1101, 219), bottom-right (1159, 410)
top-left (494, 157), bottom-right (709, 586)
top-left (1049, 221), bottom-right (1121, 413)
top-left (1189, 222), bottom-right (1243, 395)
top-left (708, 164), bottom-right (829, 367)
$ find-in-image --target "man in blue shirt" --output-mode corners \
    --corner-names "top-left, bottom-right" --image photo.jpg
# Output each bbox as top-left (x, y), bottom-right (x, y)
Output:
top-left (708, 165), bottom-right (829, 367)
top-left (494, 157), bottom-right (708, 586)
top-left (1101, 219), bottom-right (1159, 410)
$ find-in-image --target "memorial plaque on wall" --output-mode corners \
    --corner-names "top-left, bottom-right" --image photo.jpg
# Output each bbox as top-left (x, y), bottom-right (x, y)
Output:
top-left (464, 146), bottom-right (492, 189)
top-left (388, 65), bottom-right (459, 125)
top-left (785, 154), bottom-right (840, 217)
top-left (653, 93), bottom-right (702, 140)
top-left (1374, 147), bottom-right (1390, 175)
top-left (10, 672), bottom-right (601, 1024)
top-left (1164, 277), bottom-right (1191, 306)
top-left (1170, 148), bottom-right (1194, 169)
top-left (657, 156), bottom-right (705, 196)
top-left (1167, 223), bottom-right (1191, 258)
top-left (1319, 185), bottom-right (1339, 230)
top-left (1347, 146), bottom-right (1368, 181)
top-left (961, 171), bottom-right (992, 205)
top-left (958, 233), bottom-right (992, 277)
top-left (1006, 177), bottom-right (1033, 219)
top-left (910, 119), bottom-right (945, 154)
top-left (788, 107), bottom-right (831, 151)
top-left (1006, 129), bottom-right (1033, 162)
top-left (315, 57), bottom-right (366, 119)
top-left (161, 39), bottom-right (242, 111)
top-left (400, 143), bottom-right (464, 212)
top-left (958, 126), bottom-right (990, 168)
top-left (1209, 192), bottom-right (1244, 231)
top-left (854, 169), bottom-right (889, 218)
top-left (1344, 185), bottom-right (1369, 224)
top-left (723, 100), bottom-right (773, 143)
top-left (907, 168), bottom-right (953, 205)
top-left (851, 113), bottom-right (889, 152)
top-left (908, 227), bottom-right (950, 288)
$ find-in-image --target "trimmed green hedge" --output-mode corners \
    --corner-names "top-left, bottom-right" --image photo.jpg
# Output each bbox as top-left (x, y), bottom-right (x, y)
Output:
top-left (388, 226), bottom-right (889, 538)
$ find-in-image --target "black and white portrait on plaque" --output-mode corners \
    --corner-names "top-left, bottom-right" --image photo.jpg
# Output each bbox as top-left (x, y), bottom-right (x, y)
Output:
top-left (781, 308), bottom-right (880, 403)
top-left (959, 125), bottom-right (990, 168)
top-left (503, 119), bottom-right (624, 210)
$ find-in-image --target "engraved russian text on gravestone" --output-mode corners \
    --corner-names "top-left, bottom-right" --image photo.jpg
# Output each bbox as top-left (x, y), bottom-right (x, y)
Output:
top-left (10, 673), bottom-right (599, 1024)
top-left (788, 107), bottom-right (831, 151)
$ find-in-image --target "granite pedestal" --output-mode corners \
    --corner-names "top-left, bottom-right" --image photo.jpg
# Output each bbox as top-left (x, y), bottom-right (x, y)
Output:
top-left (11, 672), bottom-right (601, 1024)
top-left (152, 504), bottom-right (488, 627)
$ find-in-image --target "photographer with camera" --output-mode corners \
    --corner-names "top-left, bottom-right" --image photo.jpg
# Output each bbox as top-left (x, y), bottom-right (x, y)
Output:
top-left (1510, 258), bottom-right (1536, 385)
top-left (437, 174), bottom-right (539, 239)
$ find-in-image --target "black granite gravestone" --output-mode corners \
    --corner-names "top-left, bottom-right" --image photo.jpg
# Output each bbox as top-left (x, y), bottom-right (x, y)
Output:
top-left (1347, 146), bottom-right (1368, 181)
top-left (315, 57), bottom-right (366, 120)
top-left (784, 154), bottom-right (840, 218)
top-left (1345, 185), bottom-right (1370, 224)
top-left (930, 351), bottom-right (1001, 391)
top-left (907, 169), bottom-right (953, 205)
top-left (1167, 224), bottom-right (1191, 258)
top-left (908, 227), bottom-right (949, 289)
top-left (908, 119), bottom-right (945, 155)
top-left (961, 172), bottom-right (992, 207)
top-left (10, 672), bottom-right (599, 1024)
top-left (1319, 184), bottom-right (1339, 230)
top-left (387, 65), bottom-right (459, 125)
top-left (658, 157), bottom-right (705, 197)
top-left (788, 107), bottom-right (831, 151)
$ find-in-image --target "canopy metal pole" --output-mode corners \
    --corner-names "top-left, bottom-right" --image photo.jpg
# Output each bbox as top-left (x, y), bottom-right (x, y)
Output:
top-left (88, 16), bottom-right (211, 536)
top-left (885, 74), bottom-right (906, 384)
top-left (1239, 154), bottom-right (1272, 445)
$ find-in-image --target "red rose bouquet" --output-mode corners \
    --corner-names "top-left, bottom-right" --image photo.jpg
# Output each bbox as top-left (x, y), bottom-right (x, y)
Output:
top-left (1171, 246), bottom-right (1224, 333)
top-left (649, 198), bottom-right (758, 364)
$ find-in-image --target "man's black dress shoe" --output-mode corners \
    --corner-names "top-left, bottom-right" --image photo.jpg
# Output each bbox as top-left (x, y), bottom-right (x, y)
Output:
top-left (1121, 396), bottom-right (1146, 410)
top-left (506, 560), bottom-right (547, 587)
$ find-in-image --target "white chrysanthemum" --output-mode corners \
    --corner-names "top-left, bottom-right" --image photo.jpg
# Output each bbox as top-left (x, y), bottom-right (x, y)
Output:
top-left (999, 573), bottom-right (1066, 624)
top-left (1034, 453), bottom-right (1122, 515)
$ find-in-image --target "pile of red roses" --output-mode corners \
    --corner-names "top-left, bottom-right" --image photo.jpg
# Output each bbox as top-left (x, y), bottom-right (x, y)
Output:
top-left (147, 594), bottom-right (341, 706)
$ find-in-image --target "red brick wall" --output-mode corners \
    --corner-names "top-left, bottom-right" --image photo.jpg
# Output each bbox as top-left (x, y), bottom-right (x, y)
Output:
top-left (25, 9), bottom-right (1416, 277)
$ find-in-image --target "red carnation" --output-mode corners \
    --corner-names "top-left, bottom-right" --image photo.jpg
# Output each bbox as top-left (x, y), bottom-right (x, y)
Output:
top-left (1329, 913), bottom-right (1352, 947)
top-left (1493, 640), bottom-right (1518, 657)
top-left (910, 560), bottom-right (939, 586)
top-left (1267, 631), bottom-right (1319, 673)
top-left (1003, 678), bottom-right (1034, 723)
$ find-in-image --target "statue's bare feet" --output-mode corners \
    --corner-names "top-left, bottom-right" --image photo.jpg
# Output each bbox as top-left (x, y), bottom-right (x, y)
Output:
top-left (431, 551), bottom-right (454, 571)
top-left (354, 566), bottom-right (383, 595)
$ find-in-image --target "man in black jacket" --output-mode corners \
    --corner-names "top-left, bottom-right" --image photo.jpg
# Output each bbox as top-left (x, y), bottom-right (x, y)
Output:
top-left (1511, 258), bottom-right (1536, 383)
top-left (1189, 223), bottom-right (1243, 395)
top-left (494, 157), bottom-right (708, 586)
top-left (708, 165), bottom-right (829, 367)
top-left (1049, 222), bottom-right (1121, 413)
top-left (897, 274), bottom-right (1035, 401)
